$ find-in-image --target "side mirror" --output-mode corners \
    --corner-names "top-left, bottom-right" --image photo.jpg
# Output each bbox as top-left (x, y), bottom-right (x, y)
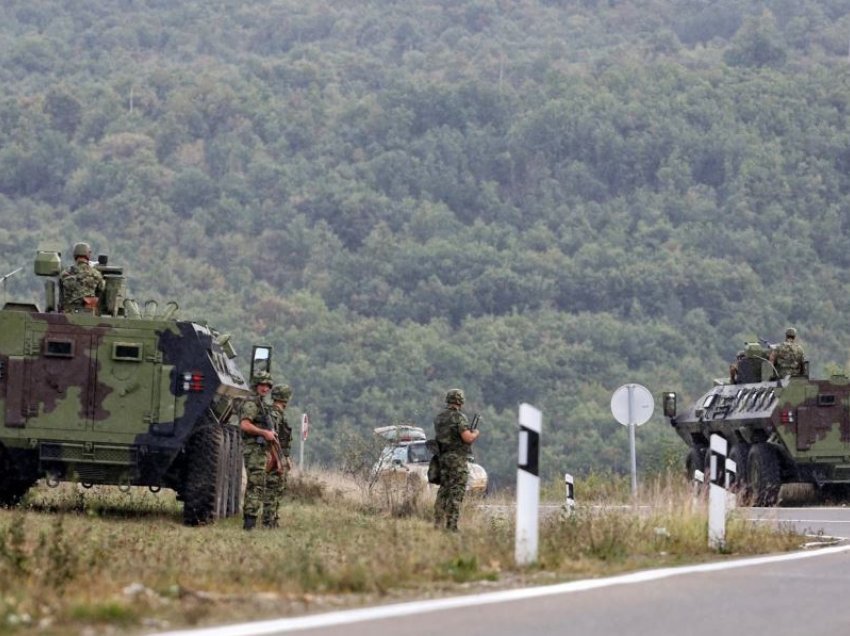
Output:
top-left (250, 345), bottom-right (273, 379)
top-left (662, 392), bottom-right (677, 418)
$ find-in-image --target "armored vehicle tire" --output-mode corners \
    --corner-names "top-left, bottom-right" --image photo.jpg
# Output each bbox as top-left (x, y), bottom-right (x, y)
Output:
top-left (220, 426), bottom-right (243, 517)
top-left (747, 443), bottom-right (781, 506)
top-left (182, 423), bottom-right (225, 526)
top-left (685, 447), bottom-right (706, 481)
top-left (0, 447), bottom-right (34, 507)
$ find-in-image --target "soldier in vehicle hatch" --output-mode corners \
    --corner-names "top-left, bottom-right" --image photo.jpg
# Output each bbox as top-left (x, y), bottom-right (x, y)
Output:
top-left (60, 242), bottom-right (104, 313)
top-left (239, 371), bottom-right (278, 530)
top-left (729, 350), bottom-right (745, 384)
top-left (769, 327), bottom-right (806, 378)
top-left (433, 388), bottom-right (479, 532)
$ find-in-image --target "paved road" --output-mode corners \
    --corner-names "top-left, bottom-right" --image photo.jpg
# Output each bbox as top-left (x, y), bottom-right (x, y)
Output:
top-left (742, 506), bottom-right (850, 539)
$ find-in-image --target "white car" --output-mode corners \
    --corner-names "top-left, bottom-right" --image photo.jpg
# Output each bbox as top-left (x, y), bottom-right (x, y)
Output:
top-left (372, 426), bottom-right (488, 495)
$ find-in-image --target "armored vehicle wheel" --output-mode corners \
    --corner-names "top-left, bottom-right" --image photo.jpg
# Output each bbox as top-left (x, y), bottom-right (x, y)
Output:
top-left (214, 426), bottom-right (231, 519)
top-left (218, 426), bottom-right (243, 518)
top-left (728, 443), bottom-right (750, 498)
top-left (0, 446), bottom-right (35, 507)
top-left (685, 447), bottom-right (706, 481)
top-left (182, 423), bottom-right (225, 526)
top-left (747, 443), bottom-right (781, 506)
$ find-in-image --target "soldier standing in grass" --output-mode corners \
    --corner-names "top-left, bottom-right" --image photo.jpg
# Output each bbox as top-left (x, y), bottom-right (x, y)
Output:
top-left (239, 371), bottom-right (277, 530)
top-left (433, 388), bottom-right (479, 531)
top-left (267, 384), bottom-right (294, 528)
top-left (60, 242), bottom-right (104, 313)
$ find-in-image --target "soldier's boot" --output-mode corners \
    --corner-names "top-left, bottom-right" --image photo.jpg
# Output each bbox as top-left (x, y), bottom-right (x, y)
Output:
top-left (243, 515), bottom-right (257, 531)
top-left (262, 516), bottom-right (278, 529)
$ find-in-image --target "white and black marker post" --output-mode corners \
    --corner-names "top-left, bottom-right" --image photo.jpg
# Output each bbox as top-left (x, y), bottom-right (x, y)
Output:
top-left (516, 403), bottom-right (542, 566)
top-left (708, 433), bottom-right (729, 550)
top-left (564, 473), bottom-right (575, 514)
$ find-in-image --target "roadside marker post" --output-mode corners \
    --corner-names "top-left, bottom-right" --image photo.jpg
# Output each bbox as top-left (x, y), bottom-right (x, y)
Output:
top-left (708, 434), bottom-right (728, 550)
top-left (516, 403), bottom-right (541, 566)
top-left (564, 473), bottom-right (575, 514)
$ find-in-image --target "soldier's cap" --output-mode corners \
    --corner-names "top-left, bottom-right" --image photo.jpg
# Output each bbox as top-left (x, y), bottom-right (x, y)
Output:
top-left (252, 370), bottom-right (274, 386)
top-left (271, 384), bottom-right (292, 401)
top-left (445, 388), bottom-right (465, 404)
top-left (73, 242), bottom-right (91, 257)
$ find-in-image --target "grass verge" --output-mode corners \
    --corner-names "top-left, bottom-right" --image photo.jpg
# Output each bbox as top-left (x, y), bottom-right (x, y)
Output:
top-left (0, 470), bottom-right (808, 635)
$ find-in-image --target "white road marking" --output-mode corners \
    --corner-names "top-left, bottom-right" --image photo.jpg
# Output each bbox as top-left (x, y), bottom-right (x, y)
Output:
top-left (154, 543), bottom-right (850, 636)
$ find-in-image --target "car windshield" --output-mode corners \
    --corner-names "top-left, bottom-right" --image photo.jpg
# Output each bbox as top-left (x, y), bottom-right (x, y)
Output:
top-left (408, 442), bottom-right (433, 463)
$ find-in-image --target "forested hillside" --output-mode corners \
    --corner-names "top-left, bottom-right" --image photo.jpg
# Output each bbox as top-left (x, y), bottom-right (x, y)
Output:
top-left (3, 0), bottom-right (850, 487)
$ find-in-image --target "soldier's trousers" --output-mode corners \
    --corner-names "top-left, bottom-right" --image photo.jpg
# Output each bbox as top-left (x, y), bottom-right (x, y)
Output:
top-left (243, 444), bottom-right (281, 525)
top-left (434, 454), bottom-right (469, 531)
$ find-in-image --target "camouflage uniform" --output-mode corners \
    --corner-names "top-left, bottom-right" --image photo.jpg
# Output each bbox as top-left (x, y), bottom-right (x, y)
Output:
top-left (61, 260), bottom-right (104, 312)
top-left (434, 397), bottom-right (472, 531)
top-left (774, 338), bottom-right (805, 377)
top-left (240, 393), bottom-right (279, 527)
top-left (267, 386), bottom-right (293, 527)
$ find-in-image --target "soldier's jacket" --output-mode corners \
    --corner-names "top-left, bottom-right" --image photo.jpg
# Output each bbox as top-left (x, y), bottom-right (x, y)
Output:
top-left (434, 407), bottom-right (470, 456)
top-left (270, 406), bottom-right (292, 457)
top-left (61, 261), bottom-right (104, 308)
top-left (774, 340), bottom-right (805, 376)
top-left (239, 395), bottom-right (272, 445)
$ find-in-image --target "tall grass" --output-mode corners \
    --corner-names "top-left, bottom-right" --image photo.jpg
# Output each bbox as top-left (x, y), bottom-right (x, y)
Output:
top-left (0, 471), bottom-right (803, 634)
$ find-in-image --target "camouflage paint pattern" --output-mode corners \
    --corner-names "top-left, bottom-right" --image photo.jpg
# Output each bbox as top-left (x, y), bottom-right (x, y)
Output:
top-left (0, 300), bottom-right (250, 490)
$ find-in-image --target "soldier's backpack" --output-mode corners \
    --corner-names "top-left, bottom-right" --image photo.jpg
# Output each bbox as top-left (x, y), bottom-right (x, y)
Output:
top-left (426, 439), bottom-right (440, 485)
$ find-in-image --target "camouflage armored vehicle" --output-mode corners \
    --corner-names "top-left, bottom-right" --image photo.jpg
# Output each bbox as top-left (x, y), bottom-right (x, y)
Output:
top-left (0, 249), bottom-right (268, 525)
top-left (664, 341), bottom-right (850, 506)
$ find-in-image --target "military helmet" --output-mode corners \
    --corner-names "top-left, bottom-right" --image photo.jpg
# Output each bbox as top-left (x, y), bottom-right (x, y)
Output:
top-left (786, 327), bottom-right (797, 338)
top-left (72, 242), bottom-right (91, 258)
top-left (252, 370), bottom-right (274, 387)
top-left (445, 388), bottom-right (465, 405)
top-left (271, 384), bottom-right (292, 401)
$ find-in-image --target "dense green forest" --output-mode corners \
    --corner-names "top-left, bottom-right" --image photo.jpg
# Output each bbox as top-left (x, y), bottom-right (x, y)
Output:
top-left (3, 0), bottom-right (850, 488)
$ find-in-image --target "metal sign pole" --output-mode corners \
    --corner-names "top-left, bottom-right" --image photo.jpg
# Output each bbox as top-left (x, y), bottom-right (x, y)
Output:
top-left (611, 383), bottom-right (653, 500)
top-left (628, 384), bottom-right (637, 497)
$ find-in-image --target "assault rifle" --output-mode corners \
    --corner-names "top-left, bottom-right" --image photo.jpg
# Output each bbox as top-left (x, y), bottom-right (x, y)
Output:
top-left (255, 404), bottom-right (284, 475)
top-left (470, 413), bottom-right (481, 431)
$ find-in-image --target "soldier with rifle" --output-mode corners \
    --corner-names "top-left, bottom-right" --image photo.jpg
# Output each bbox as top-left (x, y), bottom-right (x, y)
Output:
top-left (239, 371), bottom-right (278, 530)
top-left (433, 388), bottom-right (479, 532)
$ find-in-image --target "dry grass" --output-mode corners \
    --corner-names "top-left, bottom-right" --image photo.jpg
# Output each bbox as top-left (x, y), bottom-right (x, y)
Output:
top-left (0, 470), bottom-right (806, 635)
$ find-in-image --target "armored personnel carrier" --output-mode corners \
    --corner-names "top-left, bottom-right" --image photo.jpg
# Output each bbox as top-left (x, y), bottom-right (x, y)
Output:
top-left (0, 250), bottom-right (268, 525)
top-left (664, 341), bottom-right (850, 506)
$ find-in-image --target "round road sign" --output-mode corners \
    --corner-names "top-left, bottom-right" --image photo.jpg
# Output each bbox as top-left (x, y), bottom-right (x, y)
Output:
top-left (610, 383), bottom-right (654, 427)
